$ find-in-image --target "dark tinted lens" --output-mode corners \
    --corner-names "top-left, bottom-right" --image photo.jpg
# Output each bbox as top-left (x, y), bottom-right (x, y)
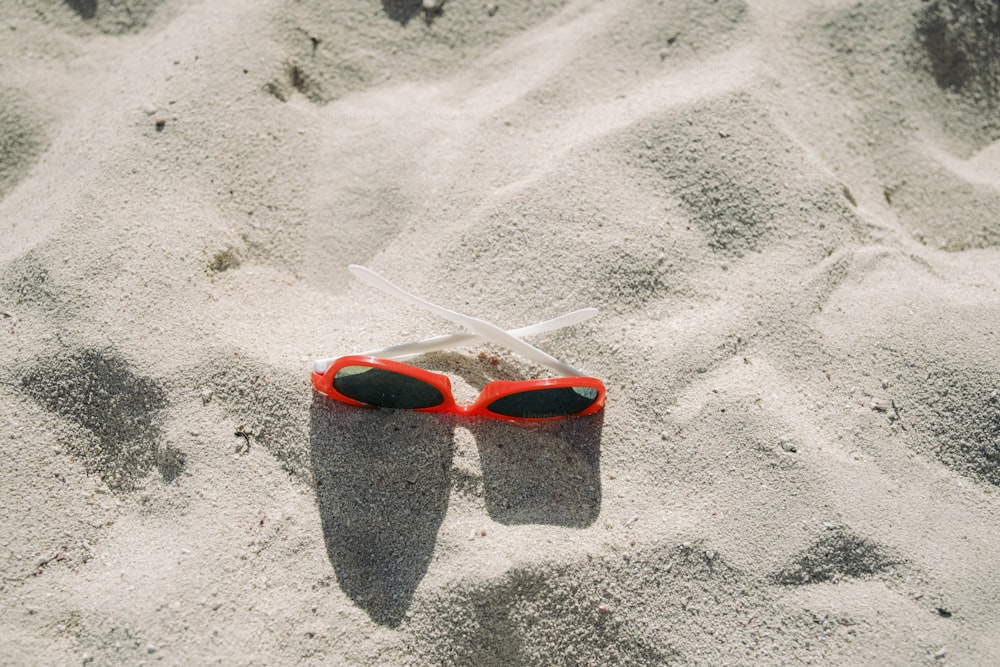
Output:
top-left (487, 386), bottom-right (599, 419)
top-left (333, 365), bottom-right (444, 409)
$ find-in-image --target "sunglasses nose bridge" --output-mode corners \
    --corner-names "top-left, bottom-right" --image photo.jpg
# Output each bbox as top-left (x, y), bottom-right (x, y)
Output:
top-left (450, 402), bottom-right (473, 417)
top-left (443, 382), bottom-right (490, 415)
top-left (461, 386), bottom-right (495, 415)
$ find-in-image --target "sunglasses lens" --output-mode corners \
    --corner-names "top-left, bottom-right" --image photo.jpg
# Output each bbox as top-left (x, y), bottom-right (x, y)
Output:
top-left (333, 365), bottom-right (444, 409)
top-left (487, 386), bottom-right (600, 419)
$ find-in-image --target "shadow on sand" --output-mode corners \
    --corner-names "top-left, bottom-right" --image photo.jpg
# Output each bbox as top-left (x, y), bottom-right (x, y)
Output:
top-left (309, 394), bottom-right (604, 626)
top-left (381, 0), bottom-right (426, 25)
top-left (309, 396), bottom-right (453, 626)
top-left (471, 412), bottom-right (603, 527)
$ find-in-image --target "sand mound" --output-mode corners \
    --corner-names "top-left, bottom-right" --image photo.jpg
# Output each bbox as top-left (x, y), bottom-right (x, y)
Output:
top-left (20, 347), bottom-right (172, 491)
top-left (0, 92), bottom-right (45, 201)
top-left (918, 0), bottom-right (1000, 115)
top-left (65, 0), bottom-right (171, 33)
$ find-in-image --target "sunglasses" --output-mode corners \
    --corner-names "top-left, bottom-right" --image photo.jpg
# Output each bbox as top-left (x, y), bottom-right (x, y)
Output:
top-left (311, 266), bottom-right (607, 421)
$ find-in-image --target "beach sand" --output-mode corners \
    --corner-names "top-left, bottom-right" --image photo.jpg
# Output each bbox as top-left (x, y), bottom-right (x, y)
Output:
top-left (2, 0), bottom-right (999, 664)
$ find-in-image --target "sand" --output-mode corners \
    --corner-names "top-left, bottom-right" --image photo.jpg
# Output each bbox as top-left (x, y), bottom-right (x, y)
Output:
top-left (2, 0), bottom-right (999, 664)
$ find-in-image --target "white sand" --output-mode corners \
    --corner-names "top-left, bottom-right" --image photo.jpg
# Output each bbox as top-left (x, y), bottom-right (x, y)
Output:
top-left (2, 0), bottom-right (999, 664)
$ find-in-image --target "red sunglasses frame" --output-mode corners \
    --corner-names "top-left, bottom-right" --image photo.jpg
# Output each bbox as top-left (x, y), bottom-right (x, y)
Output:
top-left (311, 355), bottom-right (607, 422)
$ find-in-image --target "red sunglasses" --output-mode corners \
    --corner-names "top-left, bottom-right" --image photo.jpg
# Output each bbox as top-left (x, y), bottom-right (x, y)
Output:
top-left (311, 266), bottom-right (607, 422)
top-left (312, 355), bottom-right (605, 421)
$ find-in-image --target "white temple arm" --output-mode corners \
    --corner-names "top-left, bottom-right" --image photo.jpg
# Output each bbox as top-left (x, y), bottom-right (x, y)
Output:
top-left (312, 308), bottom-right (596, 374)
top-left (347, 265), bottom-right (590, 377)
top-left (363, 307), bottom-right (596, 360)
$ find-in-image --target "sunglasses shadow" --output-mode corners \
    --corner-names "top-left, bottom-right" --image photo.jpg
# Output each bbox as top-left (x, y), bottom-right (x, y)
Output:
top-left (468, 411), bottom-right (603, 528)
top-left (410, 352), bottom-right (604, 526)
top-left (309, 394), bottom-right (454, 628)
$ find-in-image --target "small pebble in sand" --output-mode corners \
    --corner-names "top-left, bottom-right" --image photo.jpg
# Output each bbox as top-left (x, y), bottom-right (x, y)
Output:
top-left (423, 0), bottom-right (444, 10)
top-left (486, 2), bottom-right (499, 16)
top-left (597, 604), bottom-right (610, 614)
top-left (779, 439), bottom-right (797, 453)
top-left (479, 529), bottom-right (487, 537)
top-left (870, 398), bottom-right (890, 412)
